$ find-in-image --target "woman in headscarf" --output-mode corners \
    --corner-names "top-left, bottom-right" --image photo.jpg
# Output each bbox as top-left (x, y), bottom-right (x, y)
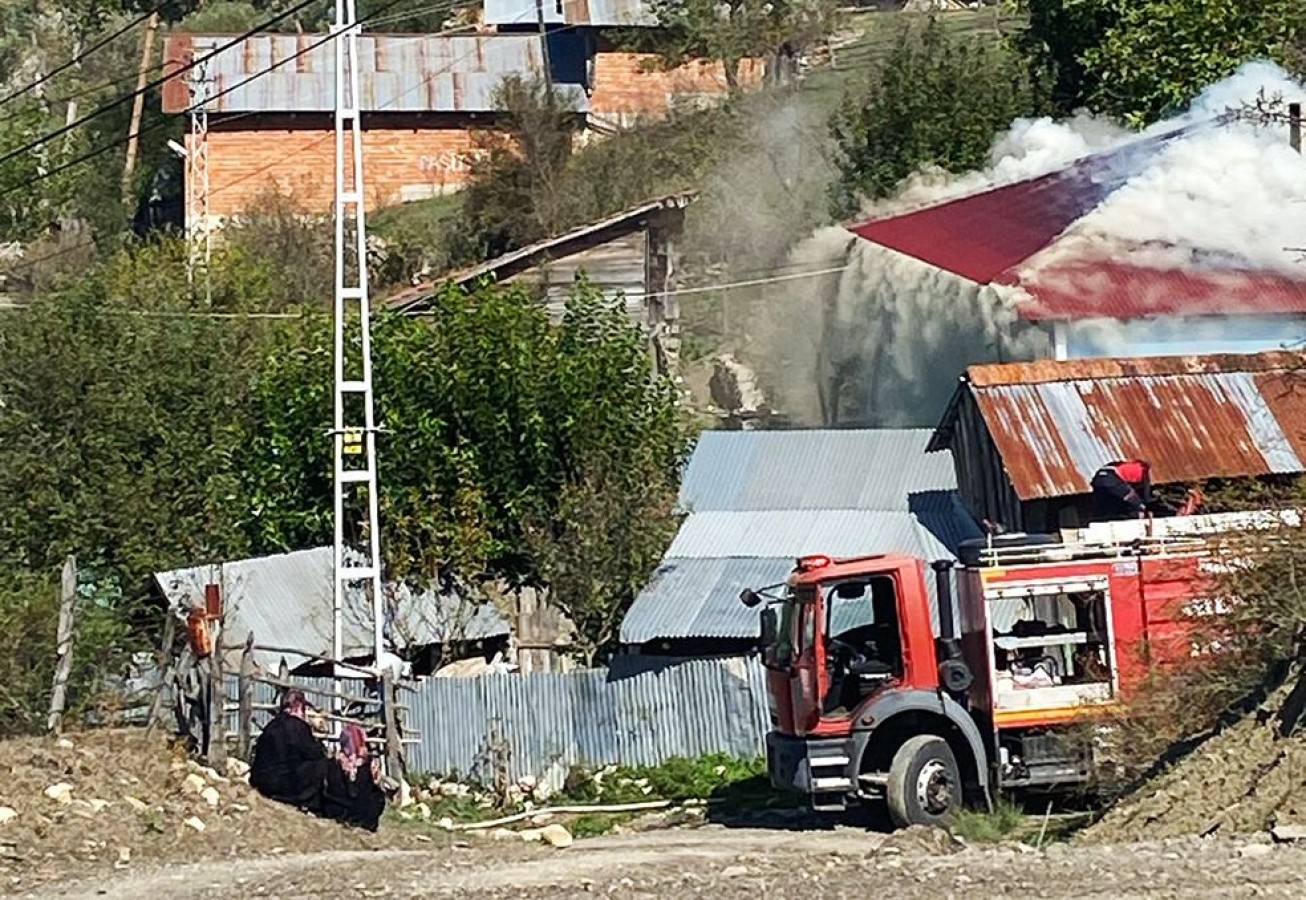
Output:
top-left (321, 723), bottom-right (387, 832)
top-left (249, 689), bottom-right (332, 814)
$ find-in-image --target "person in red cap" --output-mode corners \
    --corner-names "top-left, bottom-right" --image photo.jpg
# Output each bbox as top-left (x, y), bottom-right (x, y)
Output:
top-left (1091, 459), bottom-right (1174, 521)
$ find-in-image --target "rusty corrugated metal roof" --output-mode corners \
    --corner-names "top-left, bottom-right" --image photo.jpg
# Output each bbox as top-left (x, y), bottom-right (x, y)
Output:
top-left (161, 32), bottom-right (587, 114)
top-left (934, 351), bottom-right (1306, 499)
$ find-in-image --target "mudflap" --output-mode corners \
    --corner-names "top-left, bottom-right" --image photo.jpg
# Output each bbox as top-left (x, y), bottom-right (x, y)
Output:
top-left (766, 731), bottom-right (855, 812)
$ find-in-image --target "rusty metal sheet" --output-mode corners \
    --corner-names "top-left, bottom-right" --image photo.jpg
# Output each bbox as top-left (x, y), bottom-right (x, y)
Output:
top-left (1255, 371), bottom-right (1306, 464)
top-left (966, 353), bottom-right (1306, 500)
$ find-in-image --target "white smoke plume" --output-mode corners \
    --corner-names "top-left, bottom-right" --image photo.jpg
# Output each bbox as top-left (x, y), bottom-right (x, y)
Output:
top-left (754, 61), bottom-right (1306, 427)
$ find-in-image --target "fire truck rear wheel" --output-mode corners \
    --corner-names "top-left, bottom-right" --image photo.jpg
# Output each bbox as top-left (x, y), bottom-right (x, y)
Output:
top-left (886, 735), bottom-right (961, 829)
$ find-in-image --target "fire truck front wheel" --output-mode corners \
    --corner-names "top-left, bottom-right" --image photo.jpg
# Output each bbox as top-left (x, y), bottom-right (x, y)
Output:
top-left (885, 735), bottom-right (961, 829)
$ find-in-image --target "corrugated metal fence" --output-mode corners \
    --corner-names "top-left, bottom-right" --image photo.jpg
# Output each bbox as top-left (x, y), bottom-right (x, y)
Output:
top-left (227, 656), bottom-right (770, 781)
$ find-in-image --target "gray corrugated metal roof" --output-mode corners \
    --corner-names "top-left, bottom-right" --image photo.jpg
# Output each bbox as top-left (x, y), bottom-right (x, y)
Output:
top-left (483, 0), bottom-right (657, 26)
top-left (154, 547), bottom-right (509, 673)
top-left (679, 429), bottom-right (959, 512)
top-left (622, 428), bottom-right (982, 643)
top-left (666, 510), bottom-right (929, 558)
top-left (174, 33), bottom-right (587, 113)
top-left (624, 501), bottom-right (981, 642)
top-left (621, 557), bottom-right (794, 644)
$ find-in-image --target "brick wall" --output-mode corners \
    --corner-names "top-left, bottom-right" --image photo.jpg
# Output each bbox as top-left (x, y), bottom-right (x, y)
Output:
top-left (193, 54), bottom-right (764, 222)
top-left (197, 124), bottom-right (485, 219)
top-left (588, 52), bottom-right (765, 128)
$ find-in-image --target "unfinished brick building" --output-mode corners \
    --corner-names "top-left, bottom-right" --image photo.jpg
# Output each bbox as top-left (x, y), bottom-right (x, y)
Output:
top-left (160, 28), bottom-right (756, 231)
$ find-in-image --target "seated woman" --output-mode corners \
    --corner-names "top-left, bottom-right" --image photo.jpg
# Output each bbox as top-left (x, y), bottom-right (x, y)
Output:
top-left (249, 690), bottom-right (332, 814)
top-left (249, 691), bottom-right (386, 831)
top-left (322, 724), bottom-right (387, 832)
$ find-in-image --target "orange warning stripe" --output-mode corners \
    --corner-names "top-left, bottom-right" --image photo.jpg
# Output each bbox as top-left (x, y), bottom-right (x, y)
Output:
top-left (993, 704), bottom-right (1121, 728)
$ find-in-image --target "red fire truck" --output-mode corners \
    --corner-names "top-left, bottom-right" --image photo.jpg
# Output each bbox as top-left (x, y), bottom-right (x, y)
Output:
top-left (742, 511), bottom-right (1290, 828)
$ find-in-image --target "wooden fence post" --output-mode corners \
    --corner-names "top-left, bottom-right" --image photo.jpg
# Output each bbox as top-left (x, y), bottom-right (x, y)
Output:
top-left (237, 633), bottom-right (255, 760)
top-left (381, 675), bottom-right (403, 781)
top-left (144, 612), bottom-right (177, 739)
top-left (47, 555), bottom-right (78, 734)
top-left (206, 616), bottom-right (227, 768)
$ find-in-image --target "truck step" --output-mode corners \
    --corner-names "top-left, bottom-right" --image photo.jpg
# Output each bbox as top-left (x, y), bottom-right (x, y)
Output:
top-left (811, 792), bottom-right (847, 813)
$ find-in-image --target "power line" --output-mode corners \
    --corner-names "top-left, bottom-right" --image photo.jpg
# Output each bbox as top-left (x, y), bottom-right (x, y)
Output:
top-left (0, 0), bottom-right (323, 174)
top-left (1, 263), bottom-right (855, 321)
top-left (0, 0), bottom-right (427, 201)
top-left (0, 2), bottom-right (167, 111)
top-left (0, 58), bottom-right (169, 128)
top-left (0, 1), bottom-right (502, 275)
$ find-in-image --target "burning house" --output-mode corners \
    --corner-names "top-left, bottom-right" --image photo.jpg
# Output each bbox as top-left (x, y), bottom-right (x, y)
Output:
top-left (779, 63), bottom-right (1306, 430)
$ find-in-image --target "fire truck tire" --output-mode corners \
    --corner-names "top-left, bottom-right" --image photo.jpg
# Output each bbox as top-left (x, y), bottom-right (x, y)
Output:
top-left (885, 735), bottom-right (962, 829)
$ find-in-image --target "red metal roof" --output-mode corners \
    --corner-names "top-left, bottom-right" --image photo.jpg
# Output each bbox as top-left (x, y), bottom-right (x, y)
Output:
top-left (1003, 259), bottom-right (1306, 320)
top-left (848, 120), bottom-right (1306, 321)
top-left (935, 351), bottom-right (1306, 500)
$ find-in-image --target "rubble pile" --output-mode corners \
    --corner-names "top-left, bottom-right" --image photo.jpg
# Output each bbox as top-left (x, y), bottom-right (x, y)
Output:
top-left (0, 729), bottom-right (437, 892)
top-left (1081, 668), bottom-right (1306, 843)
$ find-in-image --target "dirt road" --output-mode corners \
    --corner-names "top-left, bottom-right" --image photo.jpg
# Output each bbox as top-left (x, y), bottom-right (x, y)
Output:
top-left (22, 826), bottom-right (1306, 900)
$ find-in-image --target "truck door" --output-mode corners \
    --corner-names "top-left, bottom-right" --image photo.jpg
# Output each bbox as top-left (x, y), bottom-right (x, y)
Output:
top-left (790, 589), bottom-right (826, 735)
top-left (763, 584), bottom-right (825, 735)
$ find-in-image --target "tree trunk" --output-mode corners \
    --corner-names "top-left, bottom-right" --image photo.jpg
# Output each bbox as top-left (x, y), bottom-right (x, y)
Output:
top-left (724, 57), bottom-right (742, 95)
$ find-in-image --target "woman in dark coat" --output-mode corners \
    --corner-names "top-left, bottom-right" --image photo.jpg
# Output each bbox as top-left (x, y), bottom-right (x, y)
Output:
top-left (250, 691), bottom-right (387, 831)
top-left (321, 723), bottom-right (387, 832)
top-left (249, 690), bottom-right (332, 814)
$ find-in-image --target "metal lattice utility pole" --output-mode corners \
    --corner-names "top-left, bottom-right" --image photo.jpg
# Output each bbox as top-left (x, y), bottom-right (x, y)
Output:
top-left (331, 0), bottom-right (385, 712)
top-left (186, 58), bottom-right (213, 303)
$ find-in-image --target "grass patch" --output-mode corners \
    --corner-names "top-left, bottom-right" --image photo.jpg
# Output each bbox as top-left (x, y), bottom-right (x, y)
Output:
top-left (569, 811), bottom-right (638, 838)
top-left (950, 797), bottom-right (1028, 843)
top-left (405, 753), bottom-right (784, 830)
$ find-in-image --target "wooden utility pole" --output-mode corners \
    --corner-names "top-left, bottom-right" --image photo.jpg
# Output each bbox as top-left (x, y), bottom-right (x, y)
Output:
top-left (381, 675), bottom-right (403, 780)
top-left (121, 11), bottom-right (161, 202)
top-left (237, 633), bottom-right (255, 760)
top-left (534, 0), bottom-right (554, 98)
top-left (47, 556), bottom-right (78, 734)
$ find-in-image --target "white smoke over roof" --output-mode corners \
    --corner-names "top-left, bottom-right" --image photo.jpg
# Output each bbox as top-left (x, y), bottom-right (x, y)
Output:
top-left (754, 61), bottom-right (1306, 428)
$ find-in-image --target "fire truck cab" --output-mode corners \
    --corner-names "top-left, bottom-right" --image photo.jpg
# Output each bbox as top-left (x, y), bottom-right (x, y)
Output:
top-left (746, 511), bottom-right (1289, 828)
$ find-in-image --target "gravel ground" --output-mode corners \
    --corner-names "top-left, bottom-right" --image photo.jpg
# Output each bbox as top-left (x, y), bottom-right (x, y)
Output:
top-left (20, 826), bottom-right (1306, 900)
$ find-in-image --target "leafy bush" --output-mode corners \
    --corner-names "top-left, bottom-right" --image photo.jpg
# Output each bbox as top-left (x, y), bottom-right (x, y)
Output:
top-left (830, 15), bottom-right (1048, 214)
top-left (0, 568), bottom-right (136, 736)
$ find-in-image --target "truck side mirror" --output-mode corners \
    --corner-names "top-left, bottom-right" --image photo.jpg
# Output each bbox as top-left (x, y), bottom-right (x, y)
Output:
top-left (759, 607), bottom-right (778, 645)
top-left (739, 588), bottom-right (763, 608)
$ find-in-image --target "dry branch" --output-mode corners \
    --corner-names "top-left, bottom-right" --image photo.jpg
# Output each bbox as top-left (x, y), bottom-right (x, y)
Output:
top-left (454, 799), bottom-right (674, 830)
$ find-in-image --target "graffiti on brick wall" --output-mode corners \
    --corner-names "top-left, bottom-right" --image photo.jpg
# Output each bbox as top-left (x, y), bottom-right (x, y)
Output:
top-left (417, 150), bottom-right (479, 178)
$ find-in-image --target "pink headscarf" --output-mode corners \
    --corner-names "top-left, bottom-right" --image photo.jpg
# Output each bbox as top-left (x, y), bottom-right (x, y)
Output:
top-left (339, 723), bottom-right (369, 781)
top-left (281, 689), bottom-right (307, 719)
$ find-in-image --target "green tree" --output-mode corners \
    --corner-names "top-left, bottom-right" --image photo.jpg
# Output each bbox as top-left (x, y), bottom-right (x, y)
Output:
top-left (618, 0), bottom-right (839, 92)
top-left (454, 76), bottom-right (583, 262)
top-left (1018, 0), bottom-right (1306, 126)
top-left (0, 239), bottom-right (291, 591)
top-left (236, 280), bottom-right (689, 660)
top-left (1014, 0), bottom-right (1124, 114)
top-left (1084, 0), bottom-right (1304, 126)
top-left (829, 18), bottom-right (1047, 216)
